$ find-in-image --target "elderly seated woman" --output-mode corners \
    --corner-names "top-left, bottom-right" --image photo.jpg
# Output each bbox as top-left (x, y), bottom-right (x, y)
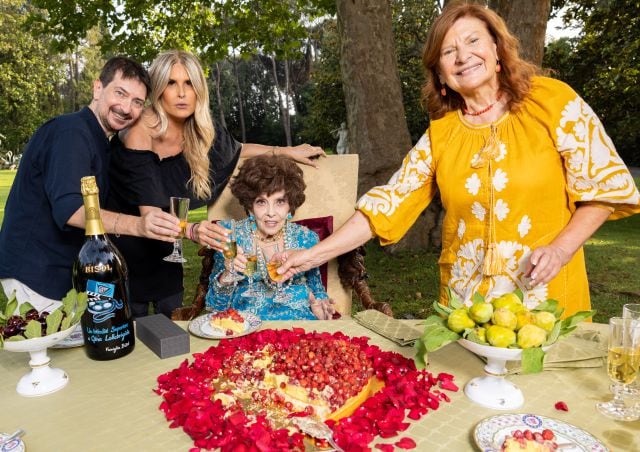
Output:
top-left (204, 156), bottom-right (335, 320)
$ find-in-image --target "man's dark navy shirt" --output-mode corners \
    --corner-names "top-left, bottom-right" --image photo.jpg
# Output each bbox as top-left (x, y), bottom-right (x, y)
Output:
top-left (0, 107), bottom-right (109, 299)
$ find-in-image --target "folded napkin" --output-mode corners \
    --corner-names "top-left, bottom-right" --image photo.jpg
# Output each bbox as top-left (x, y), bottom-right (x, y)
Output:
top-left (504, 327), bottom-right (607, 374)
top-left (354, 310), bottom-right (424, 346)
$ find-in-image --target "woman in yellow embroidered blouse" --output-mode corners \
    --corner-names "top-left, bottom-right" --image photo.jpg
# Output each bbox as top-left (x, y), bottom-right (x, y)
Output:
top-left (278, 3), bottom-right (640, 317)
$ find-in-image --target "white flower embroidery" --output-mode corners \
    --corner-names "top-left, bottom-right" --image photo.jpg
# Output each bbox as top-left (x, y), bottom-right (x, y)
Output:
top-left (492, 169), bottom-right (508, 192)
top-left (471, 202), bottom-right (486, 221)
top-left (494, 199), bottom-right (509, 221)
top-left (518, 215), bottom-right (531, 238)
top-left (465, 173), bottom-right (481, 195)
top-left (457, 219), bottom-right (466, 239)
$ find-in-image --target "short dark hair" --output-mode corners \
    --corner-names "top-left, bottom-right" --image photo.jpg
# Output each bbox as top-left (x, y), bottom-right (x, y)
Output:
top-left (99, 56), bottom-right (151, 99)
top-left (230, 156), bottom-right (306, 215)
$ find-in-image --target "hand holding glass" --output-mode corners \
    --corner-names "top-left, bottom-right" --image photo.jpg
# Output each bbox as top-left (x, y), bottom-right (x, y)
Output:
top-left (163, 197), bottom-right (189, 263)
top-left (260, 242), bottom-right (291, 304)
top-left (596, 317), bottom-right (640, 421)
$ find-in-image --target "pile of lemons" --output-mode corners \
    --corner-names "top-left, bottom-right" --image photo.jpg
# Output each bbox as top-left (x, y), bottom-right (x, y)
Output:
top-left (446, 293), bottom-right (556, 349)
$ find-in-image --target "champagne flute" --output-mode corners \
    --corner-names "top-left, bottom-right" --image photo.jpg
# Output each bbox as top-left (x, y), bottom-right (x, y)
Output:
top-left (222, 220), bottom-right (242, 282)
top-left (622, 304), bottom-right (640, 407)
top-left (596, 317), bottom-right (640, 421)
top-left (260, 242), bottom-right (291, 304)
top-left (241, 239), bottom-right (260, 298)
top-left (163, 197), bottom-right (189, 263)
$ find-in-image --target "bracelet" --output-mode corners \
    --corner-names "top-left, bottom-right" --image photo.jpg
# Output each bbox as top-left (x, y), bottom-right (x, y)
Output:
top-left (114, 213), bottom-right (121, 238)
top-left (191, 223), bottom-right (200, 242)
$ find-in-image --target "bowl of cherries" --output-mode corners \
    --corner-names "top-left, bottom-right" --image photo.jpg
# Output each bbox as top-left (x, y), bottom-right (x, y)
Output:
top-left (0, 289), bottom-right (87, 397)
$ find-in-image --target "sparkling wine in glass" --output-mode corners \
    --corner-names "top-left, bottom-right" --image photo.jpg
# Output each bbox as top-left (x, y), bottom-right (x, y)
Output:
top-left (596, 317), bottom-right (640, 421)
top-left (222, 220), bottom-right (240, 282)
top-left (163, 197), bottom-right (189, 263)
top-left (241, 249), bottom-right (260, 298)
top-left (260, 242), bottom-right (291, 304)
top-left (622, 304), bottom-right (640, 408)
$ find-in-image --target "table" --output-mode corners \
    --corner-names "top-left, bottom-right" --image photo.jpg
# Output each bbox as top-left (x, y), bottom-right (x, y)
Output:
top-left (1, 319), bottom-right (638, 451)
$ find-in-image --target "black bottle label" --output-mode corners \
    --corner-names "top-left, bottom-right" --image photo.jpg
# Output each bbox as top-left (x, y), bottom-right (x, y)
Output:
top-left (84, 279), bottom-right (133, 352)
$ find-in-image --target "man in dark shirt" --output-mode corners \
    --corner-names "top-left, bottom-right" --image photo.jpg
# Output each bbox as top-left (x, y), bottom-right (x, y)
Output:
top-left (0, 57), bottom-right (180, 311)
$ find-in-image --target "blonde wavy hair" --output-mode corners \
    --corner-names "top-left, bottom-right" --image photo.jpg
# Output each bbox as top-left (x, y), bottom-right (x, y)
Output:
top-left (148, 50), bottom-right (214, 199)
top-left (421, 2), bottom-right (540, 120)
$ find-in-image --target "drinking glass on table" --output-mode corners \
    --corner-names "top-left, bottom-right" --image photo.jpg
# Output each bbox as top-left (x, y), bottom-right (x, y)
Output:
top-left (222, 220), bottom-right (241, 281)
top-left (596, 317), bottom-right (640, 421)
top-left (622, 304), bottom-right (640, 407)
top-left (260, 242), bottom-right (291, 304)
top-left (163, 197), bottom-right (189, 263)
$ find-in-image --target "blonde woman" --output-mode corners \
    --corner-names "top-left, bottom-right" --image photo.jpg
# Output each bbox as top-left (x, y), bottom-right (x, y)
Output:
top-left (107, 50), bottom-right (325, 318)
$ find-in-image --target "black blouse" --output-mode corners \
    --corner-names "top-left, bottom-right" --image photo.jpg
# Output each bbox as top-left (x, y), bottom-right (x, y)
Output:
top-left (106, 121), bottom-right (242, 302)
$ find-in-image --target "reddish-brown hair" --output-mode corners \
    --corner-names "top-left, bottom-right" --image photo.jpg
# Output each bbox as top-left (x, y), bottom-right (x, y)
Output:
top-left (421, 1), bottom-right (540, 119)
top-left (230, 156), bottom-right (306, 215)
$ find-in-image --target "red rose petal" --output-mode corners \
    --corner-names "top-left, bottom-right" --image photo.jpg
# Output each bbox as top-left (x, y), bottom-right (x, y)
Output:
top-left (554, 401), bottom-right (569, 411)
top-left (395, 437), bottom-right (417, 449)
top-left (375, 444), bottom-right (395, 452)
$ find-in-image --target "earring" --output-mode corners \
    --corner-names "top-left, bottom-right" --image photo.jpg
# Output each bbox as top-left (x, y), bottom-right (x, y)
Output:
top-left (248, 214), bottom-right (255, 222)
top-left (440, 85), bottom-right (447, 97)
top-left (286, 213), bottom-right (293, 220)
top-left (496, 60), bottom-right (501, 73)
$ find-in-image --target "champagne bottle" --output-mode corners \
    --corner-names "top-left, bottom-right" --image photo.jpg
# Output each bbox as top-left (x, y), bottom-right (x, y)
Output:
top-left (72, 176), bottom-right (135, 360)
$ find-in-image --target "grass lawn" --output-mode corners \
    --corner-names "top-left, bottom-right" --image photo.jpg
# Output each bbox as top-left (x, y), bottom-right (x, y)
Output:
top-left (1, 169), bottom-right (638, 322)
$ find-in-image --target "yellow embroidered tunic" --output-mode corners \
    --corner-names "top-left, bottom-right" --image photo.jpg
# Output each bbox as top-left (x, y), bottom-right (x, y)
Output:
top-left (357, 77), bottom-right (640, 317)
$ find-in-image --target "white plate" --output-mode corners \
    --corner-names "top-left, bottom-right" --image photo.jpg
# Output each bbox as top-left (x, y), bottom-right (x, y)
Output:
top-left (0, 432), bottom-right (25, 452)
top-left (188, 311), bottom-right (261, 339)
top-left (51, 323), bottom-right (84, 349)
top-left (474, 413), bottom-right (609, 452)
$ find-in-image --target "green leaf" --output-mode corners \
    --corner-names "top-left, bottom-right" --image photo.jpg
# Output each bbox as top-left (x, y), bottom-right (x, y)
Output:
top-left (560, 310), bottom-right (596, 335)
top-left (513, 288), bottom-right (524, 301)
top-left (544, 320), bottom-right (562, 346)
top-left (413, 339), bottom-right (428, 370)
top-left (46, 309), bottom-right (63, 335)
top-left (6, 335), bottom-right (26, 342)
top-left (532, 299), bottom-right (559, 313)
top-left (62, 288), bottom-right (79, 317)
top-left (24, 319), bottom-right (42, 339)
top-left (417, 315), bottom-right (461, 353)
top-left (61, 316), bottom-right (73, 331)
top-left (19, 301), bottom-right (35, 317)
top-left (471, 292), bottom-right (485, 305)
top-left (433, 300), bottom-right (453, 317)
top-left (464, 328), bottom-right (488, 344)
top-left (521, 347), bottom-right (545, 374)
top-left (4, 292), bottom-right (18, 318)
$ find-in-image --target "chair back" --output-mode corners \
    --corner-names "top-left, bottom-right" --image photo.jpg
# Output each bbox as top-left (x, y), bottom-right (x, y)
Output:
top-left (207, 154), bottom-right (359, 315)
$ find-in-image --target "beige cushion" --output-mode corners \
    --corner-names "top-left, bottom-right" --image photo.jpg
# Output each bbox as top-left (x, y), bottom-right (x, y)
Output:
top-left (207, 154), bottom-right (359, 315)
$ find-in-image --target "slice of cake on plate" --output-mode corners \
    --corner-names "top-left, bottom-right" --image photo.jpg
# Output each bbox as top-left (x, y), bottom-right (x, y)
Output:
top-left (209, 308), bottom-right (245, 335)
top-left (502, 429), bottom-right (559, 451)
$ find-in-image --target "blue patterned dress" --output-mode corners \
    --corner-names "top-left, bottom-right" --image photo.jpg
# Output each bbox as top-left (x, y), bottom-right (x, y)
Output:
top-left (204, 218), bottom-right (329, 320)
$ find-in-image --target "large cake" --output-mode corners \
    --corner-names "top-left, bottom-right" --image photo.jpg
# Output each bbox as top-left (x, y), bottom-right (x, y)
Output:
top-left (212, 336), bottom-right (380, 422)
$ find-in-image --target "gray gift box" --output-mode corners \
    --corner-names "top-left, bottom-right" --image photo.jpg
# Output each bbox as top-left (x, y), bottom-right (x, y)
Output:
top-left (136, 314), bottom-right (190, 359)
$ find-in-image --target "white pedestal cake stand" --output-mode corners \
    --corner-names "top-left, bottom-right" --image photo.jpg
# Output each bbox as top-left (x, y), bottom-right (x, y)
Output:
top-left (458, 338), bottom-right (551, 410)
top-left (3, 324), bottom-right (78, 397)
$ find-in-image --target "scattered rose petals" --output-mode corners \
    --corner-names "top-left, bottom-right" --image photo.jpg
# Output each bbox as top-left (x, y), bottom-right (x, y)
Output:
top-left (395, 437), bottom-right (417, 449)
top-left (155, 328), bottom-right (456, 450)
top-left (554, 401), bottom-right (569, 411)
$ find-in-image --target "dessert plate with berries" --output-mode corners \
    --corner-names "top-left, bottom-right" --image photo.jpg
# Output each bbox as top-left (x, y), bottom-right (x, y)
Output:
top-left (474, 413), bottom-right (608, 452)
top-left (188, 309), bottom-right (262, 339)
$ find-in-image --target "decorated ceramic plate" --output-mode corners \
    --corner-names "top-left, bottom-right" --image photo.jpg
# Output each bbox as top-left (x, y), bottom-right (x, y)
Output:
top-left (50, 323), bottom-right (84, 349)
top-left (188, 311), bottom-right (262, 339)
top-left (0, 432), bottom-right (25, 452)
top-left (474, 413), bottom-right (608, 452)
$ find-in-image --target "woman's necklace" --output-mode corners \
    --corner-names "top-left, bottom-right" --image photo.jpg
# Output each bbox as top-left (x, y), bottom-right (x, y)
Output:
top-left (254, 228), bottom-right (283, 244)
top-left (463, 92), bottom-right (503, 117)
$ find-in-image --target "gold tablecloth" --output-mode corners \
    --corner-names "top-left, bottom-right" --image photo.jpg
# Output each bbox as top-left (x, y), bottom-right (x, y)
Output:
top-left (0, 320), bottom-right (638, 451)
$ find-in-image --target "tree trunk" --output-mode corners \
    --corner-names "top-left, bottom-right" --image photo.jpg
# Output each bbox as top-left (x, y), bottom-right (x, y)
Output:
top-left (337, 0), bottom-right (435, 251)
top-left (271, 56), bottom-right (292, 146)
top-left (490, 0), bottom-right (550, 66)
top-left (232, 57), bottom-right (246, 142)
top-left (283, 60), bottom-right (293, 146)
top-left (214, 62), bottom-right (227, 128)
